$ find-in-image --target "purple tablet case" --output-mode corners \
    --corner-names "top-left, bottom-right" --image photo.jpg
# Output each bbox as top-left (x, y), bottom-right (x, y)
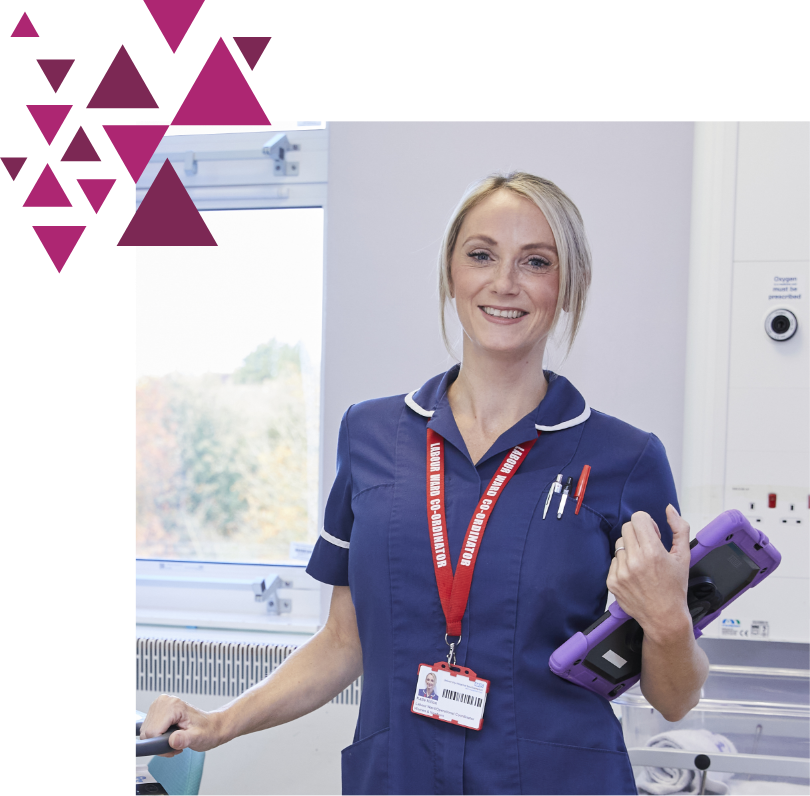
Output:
top-left (548, 510), bottom-right (781, 700)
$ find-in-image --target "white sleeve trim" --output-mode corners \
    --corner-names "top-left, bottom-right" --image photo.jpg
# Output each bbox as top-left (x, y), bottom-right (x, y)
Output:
top-left (405, 390), bottom-right (434, 417)
top-left (320, 527), bottom-right (350, 549)
top-left (536, 403), bottom-right (591, 432)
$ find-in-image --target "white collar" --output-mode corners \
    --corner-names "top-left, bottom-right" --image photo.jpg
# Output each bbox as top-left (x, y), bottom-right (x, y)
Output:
top-left (404, 387), bottom-right (591, 432)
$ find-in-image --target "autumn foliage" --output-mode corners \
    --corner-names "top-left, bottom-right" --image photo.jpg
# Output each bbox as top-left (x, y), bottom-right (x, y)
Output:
top-left (136, 341), bottom-right (314, 562)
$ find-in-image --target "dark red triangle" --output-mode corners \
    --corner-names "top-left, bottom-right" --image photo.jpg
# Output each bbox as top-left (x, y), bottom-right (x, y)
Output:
top-left (103, 124), bottom-right (168, 182)
top-left (59, 125), bottom-right (101, 163)
top-left (78, 178), bottom-right (115, 213)
top-left (118, 159), bottom-right (216, 246)
top-left (27, 105), bottom-right (72, 145)
top-left (142, 0), bottom-right (206, 53)
top-left (24, 164), bottom-right (72, 207)
top-left (33, 226), bottom-right (85, 272)
top-left (87, 45), bottom-right (158, 109)
top-left (0, 157), bottom-right (28, 180)
top-left (233, 37), bottom-right (271, 70)
top-left (37, 59), bottom-right (74, 92)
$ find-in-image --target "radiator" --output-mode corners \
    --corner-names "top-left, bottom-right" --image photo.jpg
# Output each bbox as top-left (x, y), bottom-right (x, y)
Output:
top-left (136, 637), bottom-right (362, 705)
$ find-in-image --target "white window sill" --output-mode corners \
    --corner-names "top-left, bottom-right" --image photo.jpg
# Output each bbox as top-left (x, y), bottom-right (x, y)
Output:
top-left (136, 608), bottom-right (320, 636)
top-left (136, 622), bottom-right (316, 647)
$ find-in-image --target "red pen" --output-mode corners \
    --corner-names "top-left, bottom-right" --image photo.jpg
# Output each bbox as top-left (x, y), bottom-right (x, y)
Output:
top-left (574, 465), bottom-right (591, 515)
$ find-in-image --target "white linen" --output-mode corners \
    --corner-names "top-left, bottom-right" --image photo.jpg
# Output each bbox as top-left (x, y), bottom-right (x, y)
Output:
top-left (635, 728), bottom-right (738, 795)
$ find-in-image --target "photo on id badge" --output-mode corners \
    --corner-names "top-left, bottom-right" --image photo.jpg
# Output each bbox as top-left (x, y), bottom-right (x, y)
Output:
top-left (411, 664), bottom-right (490, 731)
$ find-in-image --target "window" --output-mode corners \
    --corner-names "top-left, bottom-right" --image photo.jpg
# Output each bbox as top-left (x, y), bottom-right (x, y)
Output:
top-left (136, 126), bottom-right (328, 631)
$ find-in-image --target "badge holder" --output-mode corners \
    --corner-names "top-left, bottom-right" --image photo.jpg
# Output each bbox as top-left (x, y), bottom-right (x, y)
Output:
top-left (548, 509), bottom-right (781, 700)
top-left (411, 660), bottom-right (490, 731)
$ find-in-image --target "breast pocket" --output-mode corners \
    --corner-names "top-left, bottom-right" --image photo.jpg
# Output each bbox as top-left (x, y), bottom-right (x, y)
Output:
top-left (519, 501), bottom-right (614, 648)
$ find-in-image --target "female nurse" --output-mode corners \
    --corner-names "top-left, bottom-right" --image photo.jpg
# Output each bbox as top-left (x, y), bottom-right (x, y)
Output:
top-left (140, 172), bottom-right (709, 795)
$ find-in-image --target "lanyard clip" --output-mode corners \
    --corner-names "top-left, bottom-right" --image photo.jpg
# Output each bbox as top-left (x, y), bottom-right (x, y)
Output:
top-left (445, 633), bottom-right (462, 666)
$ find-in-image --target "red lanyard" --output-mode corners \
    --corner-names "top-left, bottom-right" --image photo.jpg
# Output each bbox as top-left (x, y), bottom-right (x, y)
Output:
top-left (425, 427), bottom-right (539, 647)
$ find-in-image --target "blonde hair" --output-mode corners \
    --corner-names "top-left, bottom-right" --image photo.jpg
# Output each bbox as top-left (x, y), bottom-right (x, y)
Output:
top-left (438, 172), bottom-right (592, 358)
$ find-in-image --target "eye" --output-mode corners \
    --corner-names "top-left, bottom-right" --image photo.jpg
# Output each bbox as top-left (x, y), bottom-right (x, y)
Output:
top-left (467, 249), bottom-right (491, 263)
top-left (526, 255), bottom-right (551, 269)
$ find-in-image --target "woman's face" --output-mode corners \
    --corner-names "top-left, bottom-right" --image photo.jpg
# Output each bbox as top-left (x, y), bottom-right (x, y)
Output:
top-left (425, 673), bottom-right (436, 691)
top-left (449, 190), bottom-right (560, 359)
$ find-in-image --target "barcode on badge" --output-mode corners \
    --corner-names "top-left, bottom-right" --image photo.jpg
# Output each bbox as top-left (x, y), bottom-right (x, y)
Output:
top-left (442, 688), bottom-right (483, 707)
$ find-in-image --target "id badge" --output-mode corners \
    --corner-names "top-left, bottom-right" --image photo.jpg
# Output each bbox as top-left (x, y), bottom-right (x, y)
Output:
top-left (411, 661), bottom-right (490, 731)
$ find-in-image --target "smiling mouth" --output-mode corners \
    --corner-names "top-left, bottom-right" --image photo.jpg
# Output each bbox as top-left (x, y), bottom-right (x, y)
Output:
top-left (480, 306), bottom-right (528, 319)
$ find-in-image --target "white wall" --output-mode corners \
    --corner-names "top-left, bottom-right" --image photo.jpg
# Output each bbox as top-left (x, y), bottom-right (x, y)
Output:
top-left (682, 122), bottom-right (809, 647)
top-left (321, 122), bottom-right (695, 515)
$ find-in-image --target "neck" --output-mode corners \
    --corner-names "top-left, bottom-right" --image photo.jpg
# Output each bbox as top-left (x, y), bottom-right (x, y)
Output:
top-left (447, 340), bottom-right (548, 441)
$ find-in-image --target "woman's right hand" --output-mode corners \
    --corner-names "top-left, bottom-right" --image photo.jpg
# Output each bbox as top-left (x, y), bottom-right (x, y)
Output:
top-left (139, 587), bottom-right (362, 756)
top-left (139, 694), bottom-right (225, 757)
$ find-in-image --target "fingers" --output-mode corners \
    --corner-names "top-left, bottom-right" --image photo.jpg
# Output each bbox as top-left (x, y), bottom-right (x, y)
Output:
top-left (140, 695), bottom-right (188, 741)
top-left (169, 729), bottom-right (188, 752)
top-left (666, 504), bottom-right (691, 555)
top-left (606, 553), bottom-right (619, 595)
top-left (618, 518), bottom-right (640, 553)
top-left (630, 511), bottom-right (666, 550)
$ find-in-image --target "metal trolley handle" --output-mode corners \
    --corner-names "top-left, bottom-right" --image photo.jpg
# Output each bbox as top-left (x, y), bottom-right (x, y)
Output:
top-left (136, 720), bottom-right (180, 757)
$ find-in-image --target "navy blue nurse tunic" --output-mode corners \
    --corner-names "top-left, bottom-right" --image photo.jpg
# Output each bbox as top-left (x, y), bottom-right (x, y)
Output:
top-left (306, 366), bottom-right (679, 795)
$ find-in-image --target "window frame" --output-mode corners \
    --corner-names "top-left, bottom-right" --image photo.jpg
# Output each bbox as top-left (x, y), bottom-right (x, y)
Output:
top-left (135, 126), bottom-right (331, 634)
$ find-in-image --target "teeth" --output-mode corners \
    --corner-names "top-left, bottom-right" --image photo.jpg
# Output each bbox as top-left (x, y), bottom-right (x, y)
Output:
top-left (482, 307), bottom-right (526, 319)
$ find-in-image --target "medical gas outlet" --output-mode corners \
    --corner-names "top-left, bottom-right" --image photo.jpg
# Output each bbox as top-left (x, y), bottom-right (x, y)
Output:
top-left (764, 308), bottom-right (798, 341)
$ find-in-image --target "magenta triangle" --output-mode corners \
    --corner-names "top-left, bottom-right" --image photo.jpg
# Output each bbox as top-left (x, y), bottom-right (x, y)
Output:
top-left (118, 159), bottom-right (216, 246)
top-left (11, 12), bottom-right (38, 37)
top-left (27, 105), bottom-right (72, 145)
top-left (172, 38), bottom-right (270, 125)
top-left (142, 0), bottom-right (205, 53)
top-left (233, 37), bottom-right (271, 70)
top-left (33, 226), bottom-right (85, 272)
top-left (103, 124), bottom-right (168, 182)
top-left (61, 127), bottom-right (101, 162)
top-left (24, 164), bottom-right (72, 207)
top-left (37, 59), bottom-right (74, 92)
top-left (77, 178), bottom-right (115, 213)
top-left (87, 45), bottom-right (159, 109)
top-left (1, 157), bottom-right (26, 180)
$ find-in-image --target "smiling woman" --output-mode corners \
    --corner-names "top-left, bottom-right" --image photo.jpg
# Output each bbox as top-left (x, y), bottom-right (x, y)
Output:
top-left (140, 170), bottom-right (707, 796)
top-left (438, 172), bottom-right (592, 359)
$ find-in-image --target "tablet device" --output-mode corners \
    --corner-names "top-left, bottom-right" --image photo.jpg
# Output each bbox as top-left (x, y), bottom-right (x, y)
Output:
top-left (548, 510), bottom-right (781, 700)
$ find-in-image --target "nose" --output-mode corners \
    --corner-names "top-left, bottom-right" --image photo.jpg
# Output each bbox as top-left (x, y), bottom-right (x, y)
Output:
top-left (491, 260), bottom-right (520, 294)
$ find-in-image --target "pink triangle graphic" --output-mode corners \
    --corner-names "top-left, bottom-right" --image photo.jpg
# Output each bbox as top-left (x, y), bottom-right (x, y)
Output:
top-left (61, 127), bottom-right (101, 161)
top-left (78, 178), bottom-right (115, 213)
top-left (233, 37), bottom-right (271, 70)
top-left (118, 159), bottom-right (216, 246)
top-left (27, 105), bottom-right (72, 145)
top-left (33, 226), bottom-right (85, 272)
top-left (87, 45), bottom-right (159, 109)
top-left (172, 38), bottom-right (270, 125)
top-left (2, 157), bottom-right (27, 180)
top-left (37, 59), bottom-right (74, 92)
top-left (11, 13), bottom-right (38, 37)
top-left (142, 0), bottom-right (205, 53)
top-left (103, 124), bottom-right (168, 182)
top-left (24, 164), bottom-right (72, 207)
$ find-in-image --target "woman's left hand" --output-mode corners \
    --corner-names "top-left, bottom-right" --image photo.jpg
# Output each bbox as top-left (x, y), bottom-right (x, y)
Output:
top-left (606, 505), bottom-right (692, 641)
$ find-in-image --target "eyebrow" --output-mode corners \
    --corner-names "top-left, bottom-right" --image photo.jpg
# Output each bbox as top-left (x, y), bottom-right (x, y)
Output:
top-left (462, 235), bottom-right (557, 253)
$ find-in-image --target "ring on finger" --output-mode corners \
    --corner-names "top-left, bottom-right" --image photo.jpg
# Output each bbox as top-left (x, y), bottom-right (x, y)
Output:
top-left (615, 544), bottom-right (626, 552)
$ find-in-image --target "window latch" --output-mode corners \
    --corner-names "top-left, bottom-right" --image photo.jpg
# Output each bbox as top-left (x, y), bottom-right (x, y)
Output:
top-left (252, 575), bottom-right (293, 615)
top-left (262, 133), bottom-right (300, 176)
